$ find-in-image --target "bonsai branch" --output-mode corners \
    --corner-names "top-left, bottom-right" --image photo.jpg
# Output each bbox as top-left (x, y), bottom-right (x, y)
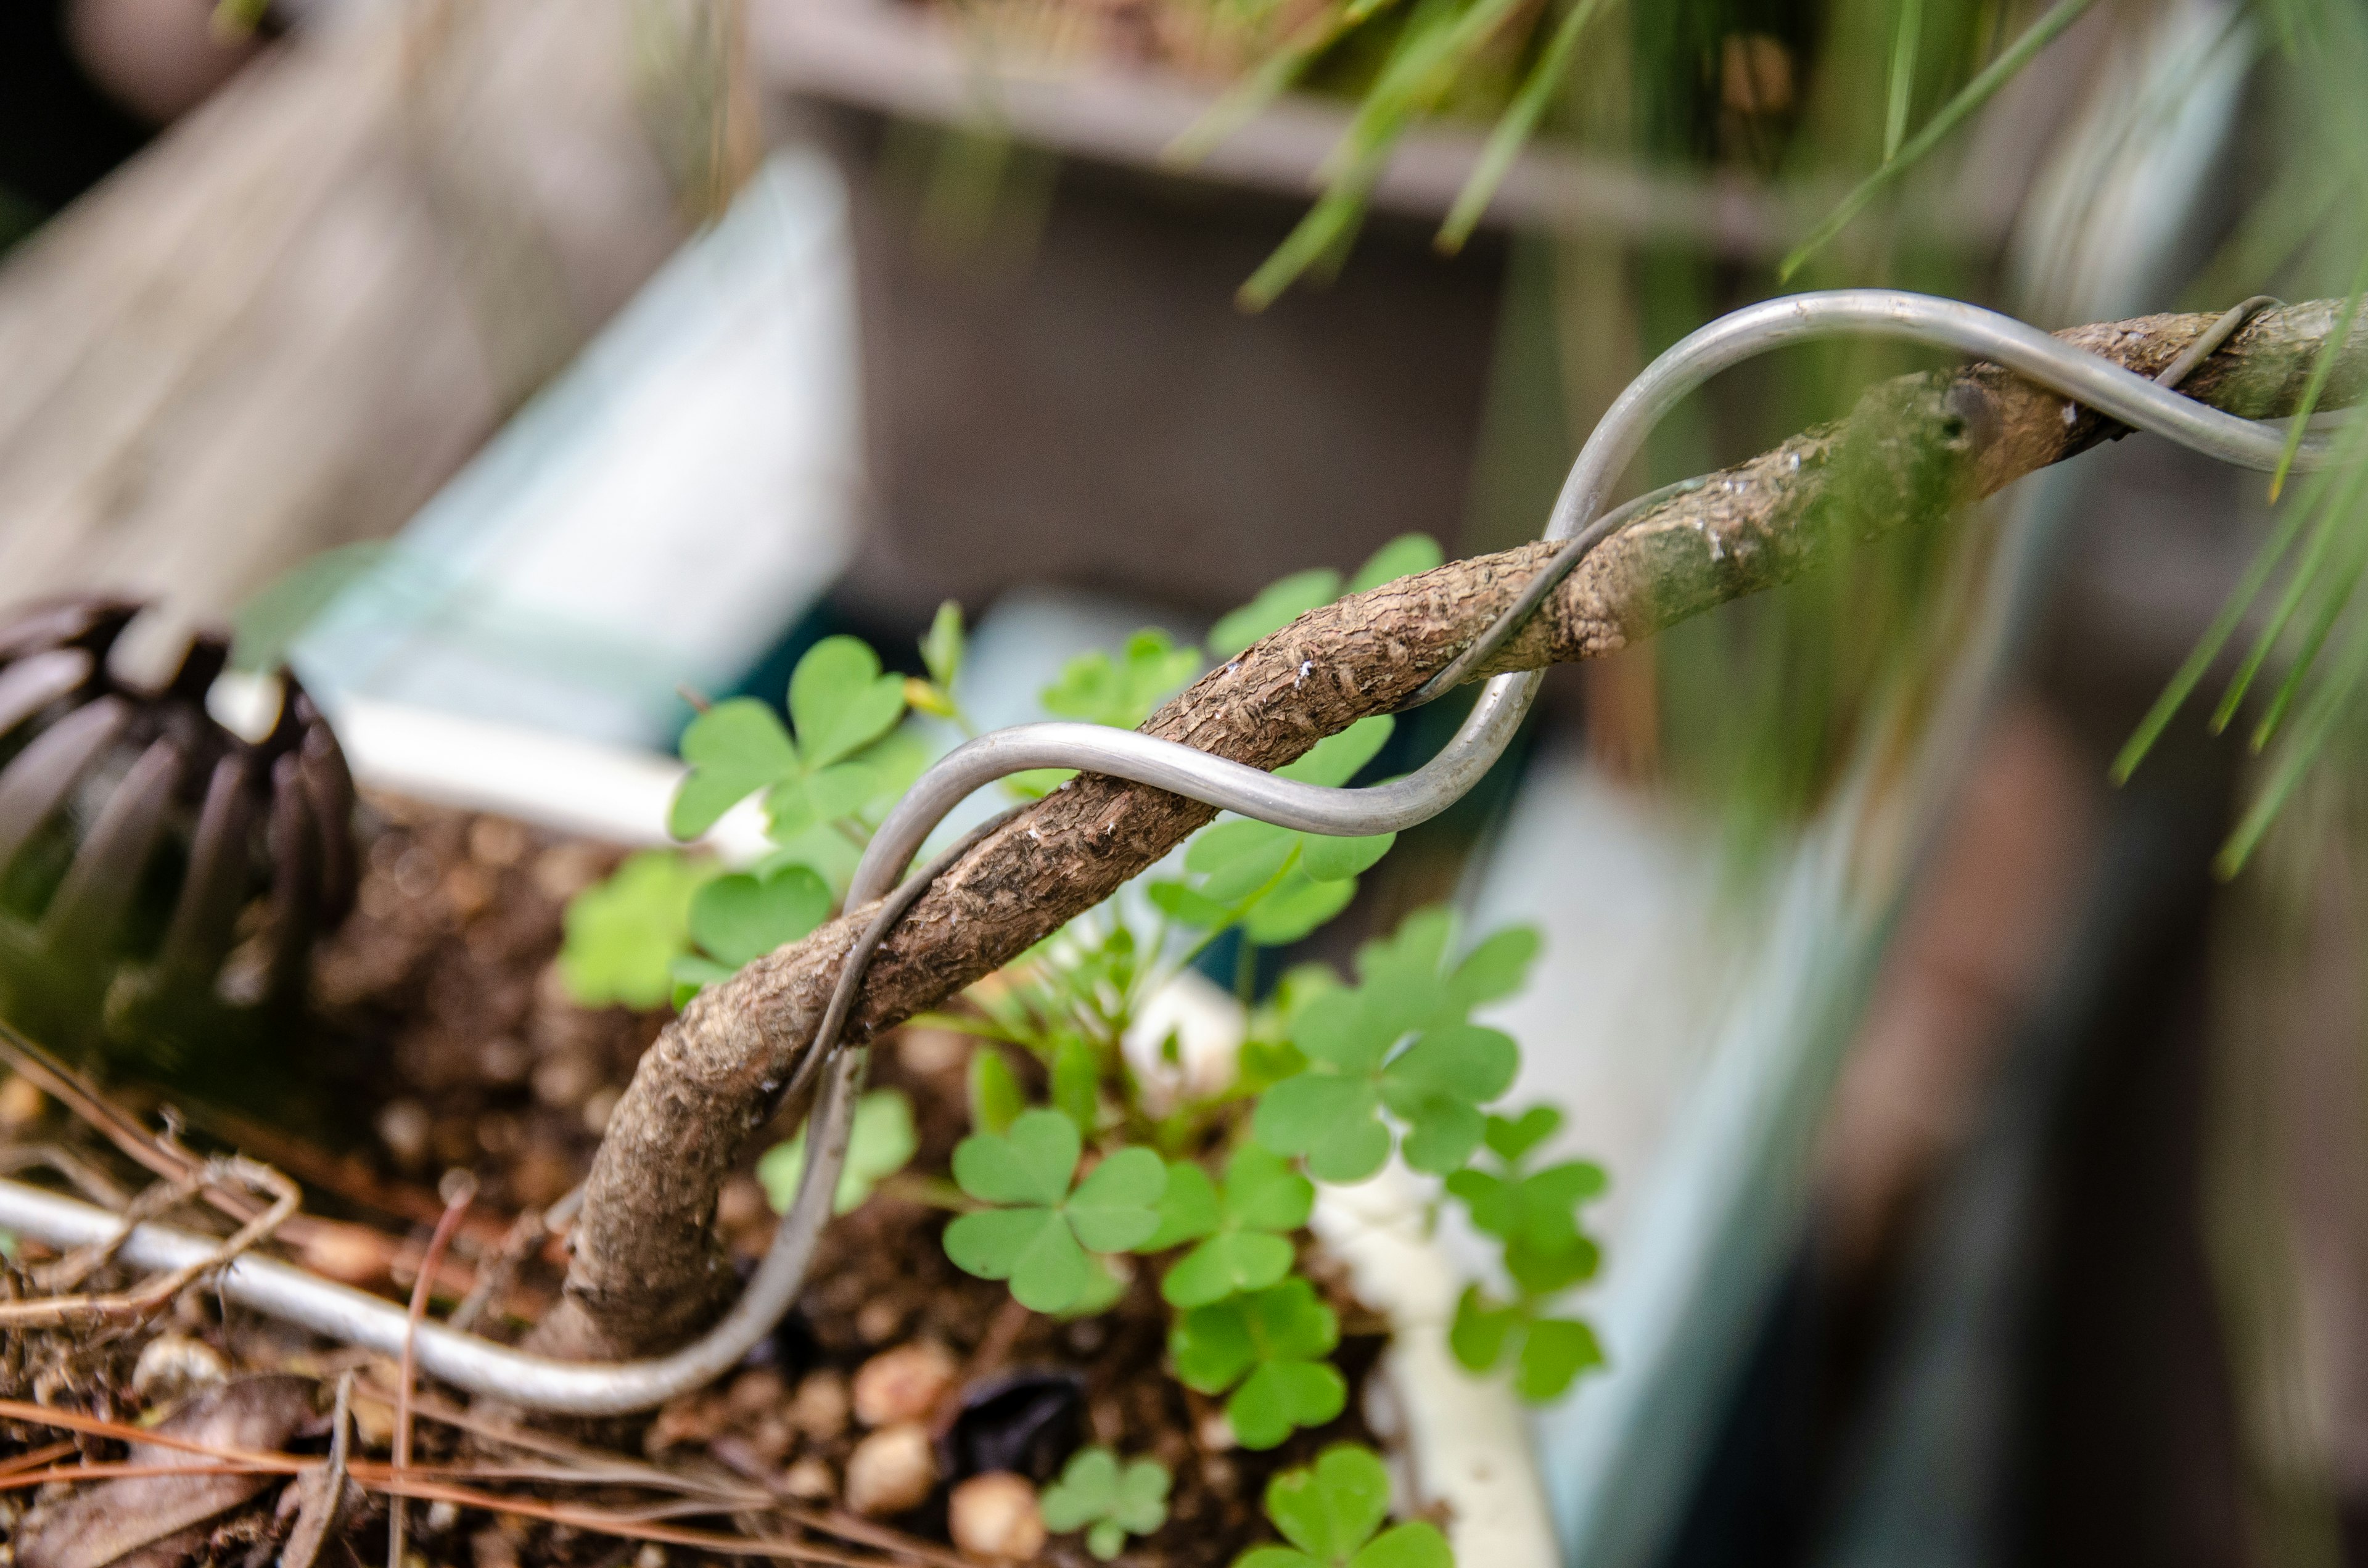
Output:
top-left (540, 298), bottom-right (2366, 1360)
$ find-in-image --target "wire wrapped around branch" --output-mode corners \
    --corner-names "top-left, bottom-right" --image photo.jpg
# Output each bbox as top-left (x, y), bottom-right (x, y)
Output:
top-left (539, 296), bottom-right (2367, 1362)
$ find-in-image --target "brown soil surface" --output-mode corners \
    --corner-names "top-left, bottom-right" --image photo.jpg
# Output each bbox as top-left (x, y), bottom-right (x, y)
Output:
top-left (0, 798), bottom-right (1395, 1568)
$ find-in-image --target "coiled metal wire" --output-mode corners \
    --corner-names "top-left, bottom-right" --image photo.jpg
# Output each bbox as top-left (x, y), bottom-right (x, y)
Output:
top-left (0, 290), bottom-right (2345, 1413)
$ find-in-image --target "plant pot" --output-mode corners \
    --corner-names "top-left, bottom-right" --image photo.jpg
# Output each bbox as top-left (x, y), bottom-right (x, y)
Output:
top-left (330, 695), bottom-right (1561, 1568)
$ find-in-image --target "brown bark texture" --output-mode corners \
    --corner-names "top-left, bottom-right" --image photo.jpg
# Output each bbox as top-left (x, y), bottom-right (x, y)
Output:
top-left (0, 0), bottom-right (751, 641)
top-left (543, 298), bottom-right (2368, 1359)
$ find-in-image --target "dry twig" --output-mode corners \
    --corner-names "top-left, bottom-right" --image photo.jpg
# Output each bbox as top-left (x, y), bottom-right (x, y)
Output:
top-left (0, 1155), bottom-right (299, 1329)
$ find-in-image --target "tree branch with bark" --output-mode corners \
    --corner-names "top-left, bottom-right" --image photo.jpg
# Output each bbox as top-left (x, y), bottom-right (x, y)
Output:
top-left (533, 299), bottom-right (2368, 1361)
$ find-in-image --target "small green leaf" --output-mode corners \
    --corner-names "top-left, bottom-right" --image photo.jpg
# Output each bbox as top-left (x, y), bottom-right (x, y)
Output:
top-left (1169, 1277), bottom-right (1340, 1418)
top-left (1189, 819), bottom-right (1301, 903)
top-left (921, 599), bottom-right (966, 689)
top-left (1113, 1459), bottom-right (1172, 1533)
top-left (1298, 832), bottom-right (1395, 883)
top-left (1228, 1358), bottom-right (1347, 1450)
top-left (1392, 1096), bottom-right (1486, 1175)
top-left (1276, 716), bottom-right (1395, 787)
top-left (1241, 872), bottom-right (1359, 946)
top-left (1483, 1106), bottom-right (1562, 1164)
top-left (789, 636), bottom-right (908, 768)
top-left (1147, 878), bottom-right (1233, 927)
top-left (1209, 569), bottom-right (1342, 660)
top-left (1237, 1551), bottom-right (1320, 1568)
top-left (1042, 1447), bottom-right (1121, 1530)
top-left (1450, 1284), bottom-right (1518, 1373)
top-left (1352, 1523), bottom-right (1452, 1568)
top-left (670, 700), bottom-right (797, 839)
top-left (1145, 1160), bottom-right (1224, 1250)
top-left (1505, 1235), bottom-right (1599, 1296)
top-left (765, 760), bottom-right (881, 840)
top-left (1166, 1231), bottom-right (1297, 1308)
top-left (686, 865), bottom-right (831, 968)
top-left (559, 850), bottom-right (715, 1008)
top-left (1061, 1252), bottom-right (1133, 1319)
top-left (1514, 1316), bottom-right (1603, 1402)
top-left (1254, 907), bottom-right (1532, 1183)
top-left (1383, 1023), bottom-right (1518, 1105)
top-left (1043, 630), bottom-right (1202, 729)
top-left (1254, 1075), bottom-right (1391, 1183)
top-left (1043, 1447), bottom-right (1172, 1559)
top-left (757, 1089), bottom-right (918, 1215)
top-left (1172, 1295), bottom-right (1259, 1391)
top-left (1345, 534), bottom-right (1442, 594)
top-left (1291, 991), bottom-right (1400, 1074)
top-left (952, 1109), bottom-right (1079, 1207)
top-left (1265, 1445), bottom-right (1391, 1559)
top-left (968, 1048), bottom-right (1024, 1135)
top-left (1222, 1143), bottom-right (1315, 1231)
top-left (1446, 925), bottom-right (1542, 1012)
top-left (945, 1205), bottom-right (1089, 1311)
top-left (1067, 1147), bottom-right (1167, 1252)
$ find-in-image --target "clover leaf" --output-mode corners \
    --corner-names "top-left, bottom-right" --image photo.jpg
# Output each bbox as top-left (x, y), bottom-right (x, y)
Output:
top-left (687, 864), bottom-right (830, 968)
top-left (789, 636), bottom-right (910, 768)
top-left (757, 1089), bottom-right (918, 1216)
top-left (1441, 1104), bottom-right (1607, 1403)
top-left (662, 863), bottom-right (834, 1005)
top-left (670, 700), bottom-right (798, 840)
top-left (1251, 908), bottom-right (1538, 1181)
top-left (1234, 1444), bottom-right (1449, 1568)
top-left (1206, 536), bottom-right (1442, 660)
top-left (1143, 1144), bottom-right (1314, 1308)
top-left (943, 1110), bottom-right (1166, 1311)
top-left (667, 637), bottom-right (909, 842)
top-left (1150, 718), bottom-right (1397, 945)
top-left (1169, 1277), bottom-right (1344, 1449)
top-left (1042, 630), bottom-right (1202, 730)
top-left (558, 850), bottom-right (715, 1009)
top-left (1449, 1286), bottom-right (1604, 1403)
top-left (1040, 1447), bottom-right (1172, 1560)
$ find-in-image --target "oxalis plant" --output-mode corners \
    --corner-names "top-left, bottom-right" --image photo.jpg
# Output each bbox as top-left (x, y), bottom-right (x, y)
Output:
top-left (559, 534), bottom-right (1610, 1560)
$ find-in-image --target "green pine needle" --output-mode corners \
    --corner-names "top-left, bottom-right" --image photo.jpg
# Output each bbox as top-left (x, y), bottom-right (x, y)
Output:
top-left (2210, 461), bottom-right (2353, 733)
top-left (2113, 482), bottom-right (2317, 784)
top-left (1436, 0), bottom-right (1611, 253)
top-left (2267, 240), bottom-right (2368, 502)
top-left (1883, 0), bottom-right (1925, 162)
top-left (1780, 0), bottom-right (2100, 282)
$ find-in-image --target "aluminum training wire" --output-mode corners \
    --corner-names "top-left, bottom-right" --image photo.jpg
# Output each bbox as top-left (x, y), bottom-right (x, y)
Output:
top-left (0, 291), bottom-right (2346, 1414)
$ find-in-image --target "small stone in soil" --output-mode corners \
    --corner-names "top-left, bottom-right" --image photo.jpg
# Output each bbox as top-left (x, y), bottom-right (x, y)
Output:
top-left (855, 1296), bottom-right (908, 1345)
top-left (781, 1456), bottom-right (836, 1501)
top-left (0, 1073), bottom-right (44, 1132)
top-left (949, 1472), bottom-right (1047, 1562)
top-left (852, 1341), bottom-right (956, 1427)
top-left (728, 1368), bottom-right (787, 1417)
top-left (789, 1370), bottom-right (850, 1440)
top-left (131, 1334), bottom-right (227, 1405)
top-left (845, 1423), bottom-right (936, 1517)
